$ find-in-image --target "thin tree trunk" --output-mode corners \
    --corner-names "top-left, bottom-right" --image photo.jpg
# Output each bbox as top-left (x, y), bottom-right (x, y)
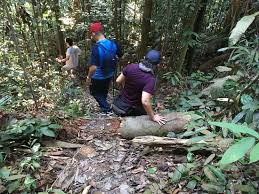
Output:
top-left (52, 0), bottom-right (66, 57)
top-left (186, 0), bottom-right (208, 74)
top-left (138, 0), bottom-right (153, 59)
top-left (118, 0), bottom-right (122, 40)
top-left (160, 0), bottom-right (171, 56)
top-left (121, 0), bottom-right (126, 44)
top-left (113, 0), bottom-right (119, 40)
top-left (73, 0), bottom-right (81, 22)
top-left (174, 0), bottom-right (202, 73)
top-left (3, 0), bottom-right (39, 110)
top-left (224, 0), bottom-right (241, 34)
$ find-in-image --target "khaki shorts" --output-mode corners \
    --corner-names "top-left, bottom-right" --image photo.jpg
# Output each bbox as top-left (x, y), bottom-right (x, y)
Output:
top-left (62, 64), bottom-right (78, 71)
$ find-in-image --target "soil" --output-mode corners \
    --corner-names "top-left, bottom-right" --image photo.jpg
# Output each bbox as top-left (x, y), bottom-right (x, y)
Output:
top-left (38, 116), bottom-right (190, 194)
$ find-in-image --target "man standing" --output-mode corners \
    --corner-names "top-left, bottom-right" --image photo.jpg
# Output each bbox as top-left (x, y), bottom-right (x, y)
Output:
top-left (56, 38), bottom-right (81, 78)
top-left (112, 50), bottom-right (166, 125)
top-left (87, 22), bottom-right (122, 115)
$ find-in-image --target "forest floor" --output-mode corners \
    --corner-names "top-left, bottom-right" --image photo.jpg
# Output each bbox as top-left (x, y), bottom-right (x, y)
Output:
top-left (35, 87), bottom-right (191, 194)
top-left (3, 78), bottom-right (257, 194)
top-left (38, 116), bottom-right (194, 194)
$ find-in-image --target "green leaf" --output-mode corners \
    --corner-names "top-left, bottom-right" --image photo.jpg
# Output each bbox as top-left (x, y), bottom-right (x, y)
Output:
top-left (209, 121), bottom-right (259, 138)
top-left (233, 184), bottom-right (256, 194)
top-left (48, 124), bottom-right (60, 129)
top-left (249, 142), bottom-right (259, 163)
top-left (49, 189), bottom-right (67, 194)
top-left (186, 180), bottom-right (197, 190)
top-left (39, 127), bottom-right (55, 137)
top-left (229, 11), bottom-right (259, 46)
top-left (7, 180), bottom-right (20, 193)
top-left (187, 152), bottom-right (193, 162)
top-left (245, 110), bottom-right (254, 124)
top-left (241, 94), bottom-right (253, 105)
top-left (203, 166), bottom-right (217, 182)
top-left (147, 167), bottom-right (157, 174)
top-left (168, 164), bottom-right (185, 183)
top-left (0, 167), bottom-right (11, 178)
top-left (208, 165), bottom-right (226, 184)
top-left (24, 176), bottom-right (36, 190)
top-left (201, 182), bottom-right (225, 193)
top-left (31, 143), bottom-right (41, 153)
top-left (6, 174), bottom-right (26, 181)
top-left (220, 137), bottom-right (255, 164)
top-left (0, 153), bottom-right (3, 164)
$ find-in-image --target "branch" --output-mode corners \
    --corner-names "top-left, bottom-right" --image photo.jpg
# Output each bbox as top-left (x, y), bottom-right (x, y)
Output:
top-left (240, 72), bottom-right (259, 95)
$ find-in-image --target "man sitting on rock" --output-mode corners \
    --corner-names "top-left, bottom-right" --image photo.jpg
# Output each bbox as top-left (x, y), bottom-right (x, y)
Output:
top-left (112, 50), bottom-right (166, 125)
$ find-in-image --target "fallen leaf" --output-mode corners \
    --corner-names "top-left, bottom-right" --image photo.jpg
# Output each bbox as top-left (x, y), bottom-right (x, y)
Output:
top-left (132, 166), bottom-right (144, 174)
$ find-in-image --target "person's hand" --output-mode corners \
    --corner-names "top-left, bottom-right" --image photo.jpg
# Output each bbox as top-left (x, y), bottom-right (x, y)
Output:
top-left (55, 58), bottom-right (62, 63)
top-left (86, 76), bottom-right (92, 86)
top-left (152, 114), bottom-right (167, 125)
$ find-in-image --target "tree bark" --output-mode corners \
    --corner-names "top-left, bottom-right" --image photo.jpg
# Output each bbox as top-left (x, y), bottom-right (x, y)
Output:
top-left (174, 0), bottom-right (202, 73)
top-left (113, 0), bottom-right (119, 40)
top-left (52, 0), bottom-right (66, 57)
top-left (224, 0), bottom-right (241, 34)
top-left (186, 0), bottom-right (208, 75)
top-left (3, 0), bottom-right (39, 110)
top-left (73, 0), bottom-right (81, 22)
top-left (119, 112), bottom-right (191, 139)
top-left (138, 0), bottom-right (153, 59)
top-left (132, 136), bottom-right (233, 151)
top-left (199, 53), bottom-right (230, 72)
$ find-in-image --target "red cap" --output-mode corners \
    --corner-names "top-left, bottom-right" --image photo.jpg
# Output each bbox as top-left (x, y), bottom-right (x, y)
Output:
top-left (89, 22), bottom-right (103, 33)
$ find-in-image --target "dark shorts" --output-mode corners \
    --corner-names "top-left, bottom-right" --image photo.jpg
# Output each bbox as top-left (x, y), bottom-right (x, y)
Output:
top-left (112, 96), bottom-right (146, 116)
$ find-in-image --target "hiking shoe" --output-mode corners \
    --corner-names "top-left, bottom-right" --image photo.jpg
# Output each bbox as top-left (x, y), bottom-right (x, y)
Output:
top-left (100, 111), bottom-right (114, 117)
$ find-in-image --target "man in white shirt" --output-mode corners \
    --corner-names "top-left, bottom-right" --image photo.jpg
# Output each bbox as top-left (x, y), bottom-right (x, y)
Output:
top-left (56, 38), bottom-right (81, 77)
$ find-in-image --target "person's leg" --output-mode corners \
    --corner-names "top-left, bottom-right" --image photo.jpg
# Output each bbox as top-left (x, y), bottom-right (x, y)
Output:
top-left (112, 96), bottom-right (129, 116)
top-left (131, 105), bottom-right (147, 116)
top-left (90, 78), bottom-right (112, 113)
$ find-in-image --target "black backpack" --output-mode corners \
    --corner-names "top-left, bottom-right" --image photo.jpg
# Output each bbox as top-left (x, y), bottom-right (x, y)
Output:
top-left (97, 41), bottom-right (117, 71)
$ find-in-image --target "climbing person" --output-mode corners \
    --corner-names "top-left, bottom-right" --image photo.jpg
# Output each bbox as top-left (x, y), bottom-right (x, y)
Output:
top-left (87, 22), bottom-right (122, 115)
top-left (112, 50), bottom-right (166, 125)
top-left (56, 38), bottom-right (81, 78)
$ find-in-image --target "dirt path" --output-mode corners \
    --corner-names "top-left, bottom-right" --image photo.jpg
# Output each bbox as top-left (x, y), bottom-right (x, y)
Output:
top-left (41, 117), bottom-right (188, 194)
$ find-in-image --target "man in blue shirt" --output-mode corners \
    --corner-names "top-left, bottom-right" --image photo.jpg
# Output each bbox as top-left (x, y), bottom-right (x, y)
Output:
top-left (87, 22), bottom-right (122, 114)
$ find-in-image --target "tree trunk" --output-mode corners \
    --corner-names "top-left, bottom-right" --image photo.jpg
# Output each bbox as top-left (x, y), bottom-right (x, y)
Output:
top-left (174, 0), bottom-right (202, 73)
top-left (138, 0), bottom-right (153, 59)
top-left (119, 112), bottom-right (191, 139)
top-left (52, 0), bottom-right (66, 57)
top-left (3, 0), bottom-right (39, 110)
top-left (224, 0), bottom-right (241, 34)
top-left (73, 0), bottom-right (81, 22)
top-left (113, 0), bottom-right (119, 40)
top-left (160, 0), bottom-right (171, 56)
top-left (186, 0), bottom-right (208, 74)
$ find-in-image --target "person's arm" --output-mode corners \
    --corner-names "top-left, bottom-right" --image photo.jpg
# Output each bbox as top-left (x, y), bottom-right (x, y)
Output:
top-left (77, 47), bottom-right (82, 55)
top-left (87, 45), bottom-right (98, 80)
top-left (87, 65), bottom-right (97, 79)
top-left (141, 91), bottom-right (166, 125)
top-left (56, 50), bottom-right (70, 63)
top-left (116, 73), bottom-right (126, 88)
top-left (56, 54), bottom-right (70, 63)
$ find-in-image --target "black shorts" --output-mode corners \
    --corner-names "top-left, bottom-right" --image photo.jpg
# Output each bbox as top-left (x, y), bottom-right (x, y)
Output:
top-left (112, 96), bottom-right (146, 116)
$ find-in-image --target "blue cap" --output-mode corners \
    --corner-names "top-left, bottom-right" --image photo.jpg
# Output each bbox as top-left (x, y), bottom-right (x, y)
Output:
top-left (145, 50), bottom-right (161, 65)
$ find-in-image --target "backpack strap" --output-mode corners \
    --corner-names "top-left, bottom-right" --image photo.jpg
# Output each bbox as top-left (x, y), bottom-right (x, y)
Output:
top-left (97, 41), bottom-right (115, 55)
